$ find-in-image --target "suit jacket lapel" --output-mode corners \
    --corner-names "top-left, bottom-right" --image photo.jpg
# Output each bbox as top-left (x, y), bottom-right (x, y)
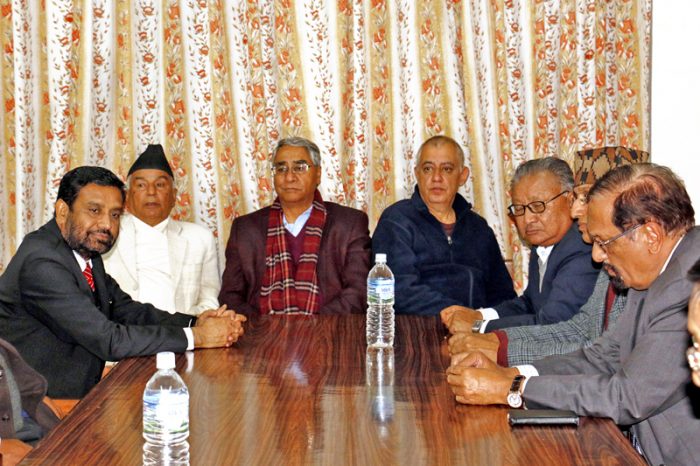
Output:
top-left (167, 220), bottom-right (186, 289)
top-left (48, 220), bottom-right (101, 305)
top-left (623, 289), bottom-right (647, 354)
top-left (91, 257), bottom-right (111, 314)
top-left (539, 224), bottom-right (576, 294)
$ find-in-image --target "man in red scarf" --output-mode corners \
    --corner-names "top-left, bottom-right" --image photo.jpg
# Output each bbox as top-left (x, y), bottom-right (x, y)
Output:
top-left (219, 137), bottom-right (371, 315)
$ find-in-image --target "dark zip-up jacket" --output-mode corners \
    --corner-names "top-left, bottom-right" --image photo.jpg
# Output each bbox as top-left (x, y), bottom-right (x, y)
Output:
top-left (372, 187), bottom-right (515, 315)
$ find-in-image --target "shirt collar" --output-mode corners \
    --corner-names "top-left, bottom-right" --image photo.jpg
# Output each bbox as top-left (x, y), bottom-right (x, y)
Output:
top-left (660, 234), bottom-right (685, 275)
top-left (283, 205), bottom-right (313, 237)
top-left (72, 250), bottom-right (92, 271)
top-left (536, 245), bottom-right (554, 264)
top-left (133, 215), bottom-right (169, 234)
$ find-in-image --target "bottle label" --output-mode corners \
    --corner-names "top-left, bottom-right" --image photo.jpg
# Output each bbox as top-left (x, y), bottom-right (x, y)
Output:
top-left (155, 392), bottom-right (189, 434)
top-left (376, 281), bottom-right (393, 300)
top-left (368, 278), bottom-right (394, 303)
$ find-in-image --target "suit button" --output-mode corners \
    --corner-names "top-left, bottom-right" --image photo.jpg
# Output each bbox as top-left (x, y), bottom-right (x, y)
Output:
top-left (2, 414), bottom-right (9, 421)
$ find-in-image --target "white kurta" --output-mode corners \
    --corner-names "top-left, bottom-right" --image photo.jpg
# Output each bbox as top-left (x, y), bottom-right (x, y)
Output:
top-left (103, 214), bottom-right (221, 316)
top-left (133, 217), bottom-right (177, 312)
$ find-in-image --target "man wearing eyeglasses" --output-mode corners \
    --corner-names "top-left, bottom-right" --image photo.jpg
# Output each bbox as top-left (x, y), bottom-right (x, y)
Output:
top-left (443, 157), bottom-right (599, 332)
top-left (219, 137), bottom-right (371, 315)
top-left (371, 135), bottom-right (516, 315)
top-left (447, 163), bottom-right (700, 466)
top-left (103, 144), bottom-right (221, 316)
top-left (446, 147), bottom-right (647, 365)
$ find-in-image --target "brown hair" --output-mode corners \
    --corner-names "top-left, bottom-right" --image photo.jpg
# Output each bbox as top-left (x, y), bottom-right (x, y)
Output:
top-left (588, 163), bottom-right (695, 235)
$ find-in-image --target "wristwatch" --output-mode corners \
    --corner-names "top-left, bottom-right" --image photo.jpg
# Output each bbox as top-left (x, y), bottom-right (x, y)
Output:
top-left (471, 319), bottom-right (484, 333)
top-left (507, 375), bottom-right (526, 408)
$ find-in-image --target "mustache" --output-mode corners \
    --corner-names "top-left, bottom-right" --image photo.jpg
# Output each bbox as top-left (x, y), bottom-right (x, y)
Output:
top-left (603, 263), bottom-right (627, 291)
top-left (88, 229), bottom-right (114, 243)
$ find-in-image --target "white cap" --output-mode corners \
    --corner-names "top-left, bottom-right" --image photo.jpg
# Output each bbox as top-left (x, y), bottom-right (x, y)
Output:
top-left (156, 352), bottom-right (176, 370)
top-left (375, 253), bottom-right (387, 263)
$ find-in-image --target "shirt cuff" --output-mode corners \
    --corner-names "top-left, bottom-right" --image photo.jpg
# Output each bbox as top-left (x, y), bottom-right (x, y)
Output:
top-left (479, 307), bottom-right (499, 320)
top-left (183, 328), bottom-right (195, 350)
top-left (515, 364), bottom-right (538, 380)
top-left (475, 320), bottom-right (487, 333)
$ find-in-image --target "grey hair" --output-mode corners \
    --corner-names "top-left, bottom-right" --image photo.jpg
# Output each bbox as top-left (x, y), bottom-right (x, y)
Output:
top-left (416, 135), bottom-right (465, 167)
top-left (274, 137), bottom-right (321, 166)
top-left (510, 157), bottom-right (574, 193)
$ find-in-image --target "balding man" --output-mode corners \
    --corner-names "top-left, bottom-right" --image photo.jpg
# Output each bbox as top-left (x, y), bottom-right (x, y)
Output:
top-left (372, 135), bottom-right (515, 316)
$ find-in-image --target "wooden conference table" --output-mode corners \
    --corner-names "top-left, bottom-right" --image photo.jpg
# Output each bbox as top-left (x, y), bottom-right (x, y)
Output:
top-left (22, 315), bottom-right (644, 465)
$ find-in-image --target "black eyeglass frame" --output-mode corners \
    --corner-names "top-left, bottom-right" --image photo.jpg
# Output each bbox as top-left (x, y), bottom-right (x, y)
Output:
top-left (508, 190), bottom-right (569, 217)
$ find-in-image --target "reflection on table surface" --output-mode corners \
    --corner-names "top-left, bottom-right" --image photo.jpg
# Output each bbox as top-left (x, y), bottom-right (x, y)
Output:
top-left (21, 315), bottom-right (645, 466)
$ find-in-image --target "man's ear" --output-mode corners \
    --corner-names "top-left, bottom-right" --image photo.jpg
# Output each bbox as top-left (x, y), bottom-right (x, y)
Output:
top-left (642, 221), bottom-right (663, 254)
top-left (315, 166), bottom-right (322, 187)
top-left (55, 199), bottom-right (69, 230)
top-left (459, 166), bottom-right (470, 186)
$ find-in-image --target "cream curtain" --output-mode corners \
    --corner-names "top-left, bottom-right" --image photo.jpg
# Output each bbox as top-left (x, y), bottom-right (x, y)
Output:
top-left (0, 0), bottom-right (651, 290)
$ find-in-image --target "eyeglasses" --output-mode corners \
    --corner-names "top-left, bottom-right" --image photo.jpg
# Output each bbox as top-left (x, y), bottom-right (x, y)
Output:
top-left (593, 223), bottom-right (643, 254)
top-left (687, 335), bottom-right (700, 373)
top-left (508, 191), bottom-right (569, 217)
top-left (271, 161), bottom-right (312, 176)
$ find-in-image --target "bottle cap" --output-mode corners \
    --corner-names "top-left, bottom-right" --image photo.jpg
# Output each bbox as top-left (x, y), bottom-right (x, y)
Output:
top-left (375, 253), bottom-right (387, 263)
top-left (156, 352), bottom-right (176, 370)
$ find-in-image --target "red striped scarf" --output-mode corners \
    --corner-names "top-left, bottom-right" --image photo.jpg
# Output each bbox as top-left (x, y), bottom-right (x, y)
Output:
top-left (260, 190), bottom-right (326, 315)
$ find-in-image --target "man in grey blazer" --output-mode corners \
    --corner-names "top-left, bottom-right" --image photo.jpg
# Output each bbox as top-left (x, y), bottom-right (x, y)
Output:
top-left (447, 163), bottom-right (700, 466)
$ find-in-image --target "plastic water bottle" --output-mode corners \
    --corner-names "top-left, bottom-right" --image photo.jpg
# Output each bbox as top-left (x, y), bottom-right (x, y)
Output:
top-left (143, 352), bottom-right (190, 466)
top-left (367, 253), bottom-right (395, 348)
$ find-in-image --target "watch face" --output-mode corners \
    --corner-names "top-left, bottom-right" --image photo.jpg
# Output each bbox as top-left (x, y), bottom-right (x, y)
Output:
top-left (507, 392), bottom-right (522, 408)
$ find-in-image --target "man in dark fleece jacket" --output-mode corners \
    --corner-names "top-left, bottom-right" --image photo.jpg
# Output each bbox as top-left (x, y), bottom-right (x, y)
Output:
top-left (372, 136), bottom-right (515, 316)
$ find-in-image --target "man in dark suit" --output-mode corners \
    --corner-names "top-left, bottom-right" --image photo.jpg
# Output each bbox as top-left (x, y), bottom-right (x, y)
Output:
top-left (218, 137), bottom-right (371, 315)
top-left (443, 157), bottom-right (598, 332)
top-left (447, 163), bottom-right (700, 466)
top-left (0, 166), bottom-right (245, 399)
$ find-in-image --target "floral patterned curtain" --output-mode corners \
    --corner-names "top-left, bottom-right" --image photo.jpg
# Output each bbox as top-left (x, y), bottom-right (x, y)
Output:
top-left (0, 0), bottom-right (651, 291)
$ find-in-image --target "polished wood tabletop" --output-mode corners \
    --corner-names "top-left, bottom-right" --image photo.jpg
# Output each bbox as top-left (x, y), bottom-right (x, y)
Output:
top-left (22, 315), bottom-right (645, 465)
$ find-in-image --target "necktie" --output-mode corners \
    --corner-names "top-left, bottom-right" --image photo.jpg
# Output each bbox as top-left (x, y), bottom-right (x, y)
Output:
top-left (602, 282), bottom-right (616, 331)
top-left (537, 256), bottom-right (546, 292)
top-left (83, 263), bottom-right (95, 292)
